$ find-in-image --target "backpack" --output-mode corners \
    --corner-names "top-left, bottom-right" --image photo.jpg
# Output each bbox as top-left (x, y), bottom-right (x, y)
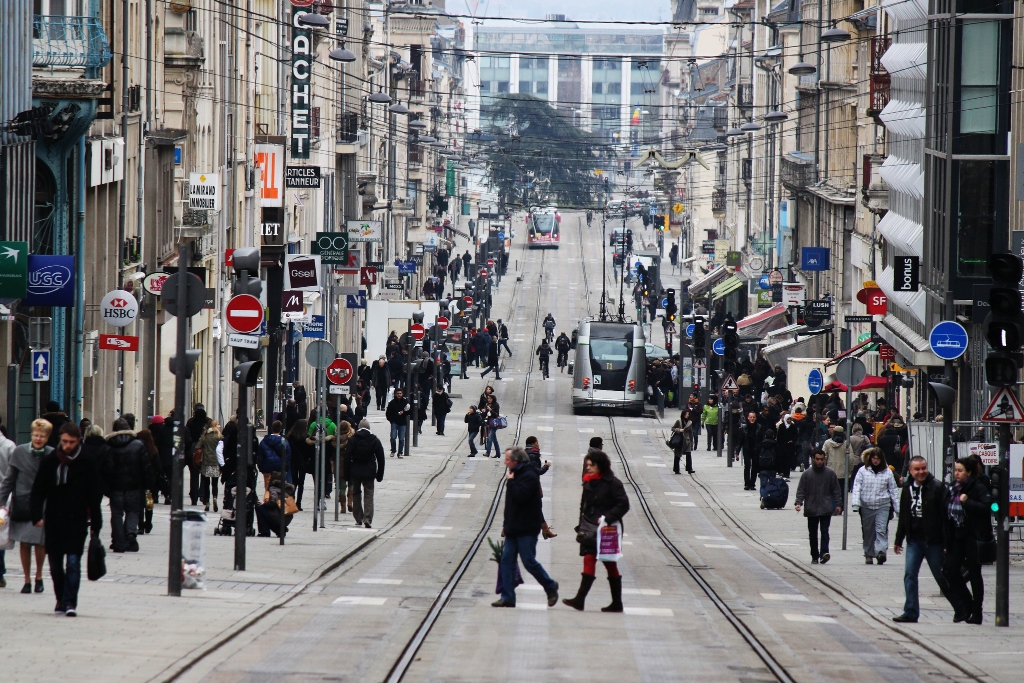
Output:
top-left (758, 444), bottom-right (776, 470)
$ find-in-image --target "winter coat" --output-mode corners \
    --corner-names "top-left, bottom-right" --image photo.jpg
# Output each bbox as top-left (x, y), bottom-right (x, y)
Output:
top-left (525, 445), bottom-right (550, 475)
top-left (465, 410), bottom-right (483, 433)
top-left (878, 427), bottom-right (908, 472)
top-left (199, 429), bottom-right (221, 471)
top-left (30, 445), bottom-right (103, 556)
top-left (671, 418), bottom-right (694, 453)
top-left (0, 443), bottom-right (52, 545)
top-left (432, 391), bottom-right (452, 417)
top-left (503, 462), bottom-right (544, 537)
top-left (851, 462), bottom-right (899, 511)
top-left (734, 422), bottom-right (764, 460)
top-left (946, 477), bottom-right (994, 544)
top-left (487, 341), bottom-right (499, 366)
top-left (894, 474), bottom-right (948, 547)
top-left (371, 363), bottom-right (392, 389)
top-left (823, 437), bottom-right (850, 476)
top-left (344, 429), bottom-right (385, 482)
top-left (794, 465), bottom-right (842, 517)
top-left (757, 438), bottom-right (779, 471)
top-left (576, 472), bottom-right (630, 556)
top-left (40, 411), bottom-right (69, 449)
top-left (701, 404), bottom-right (720, 426)
top-left (149, 422), bottom-right (175, 472)
top-left (257, 434), bottom-right (291, 478)
top-left (81, 435), bottom-right (111, 493)
top-left (105, 431), bottom-right (154, 493)
top-left (185, 409), bottom-right (207, 448)
top-left (286, 433), bottom-right (312, 473)
top-left (849, 432), bottom-right (870, 462)
top-left (386, 396), bottom-right (411, 424)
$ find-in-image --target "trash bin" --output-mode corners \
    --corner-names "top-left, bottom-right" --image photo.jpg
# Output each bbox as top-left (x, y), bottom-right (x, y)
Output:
top-left (182, 510), bottom-right (207, 589)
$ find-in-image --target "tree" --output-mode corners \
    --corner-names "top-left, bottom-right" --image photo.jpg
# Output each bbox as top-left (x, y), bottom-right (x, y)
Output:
top-left (478, 94), bottom-right (605, 210)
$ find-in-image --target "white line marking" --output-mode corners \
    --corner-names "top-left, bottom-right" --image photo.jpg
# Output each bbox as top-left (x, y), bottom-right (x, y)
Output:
top-left (664, 492), bottom-right (688, 496)
top-left (769, 543), bottom-right (800, 546)
top-left (450, 483), bottom-right (476, 488)
top-left (445, 493), bottom-right (471, 498)
top-left (695, 536), bottom-right (726, 540)
top-left (630, 430), bottom-right (648, 435)
top-left (642, 455), bottom-right (661, 459)
top-left (537, 426), bottom-right (554, 431)
top-left (646, 463), bottom-right (667, 467)
top-left (783, 614), bottom-right (836, 624)
top-left (670, 501), bottom-right (696, 507)
top-left (421, 526), bottom-right (452, 530)
top-left (537, 415), bottom-right (554, 419)
top-left (333, 596), bottom-right (388, 606)
top-left (761, 593), bottom-right (809, 601)
top-left (576, 417), bottom-right (594, 421)
top-left (516, 603), bottom-right (549, 610)
top-left (704, 543), bottom-right (739, 549)
top-left (579, 428), bottom-right (595, 433)
top-left (624, 589), bottom-right (661, 596)
top-left (412, 533), bottom-right (446, 538)
top-left (358, 578), bottom-right (403, 585)
top-left (624, 607), bottom-right (673, 617)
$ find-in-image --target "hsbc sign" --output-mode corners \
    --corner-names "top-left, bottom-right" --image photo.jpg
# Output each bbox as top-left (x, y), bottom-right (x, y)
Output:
top-left (100, 289), bottom-right (139, 328)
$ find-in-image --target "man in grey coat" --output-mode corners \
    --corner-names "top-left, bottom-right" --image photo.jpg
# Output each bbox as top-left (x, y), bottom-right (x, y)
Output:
top-left (794, 448), bottom-right (842, 564)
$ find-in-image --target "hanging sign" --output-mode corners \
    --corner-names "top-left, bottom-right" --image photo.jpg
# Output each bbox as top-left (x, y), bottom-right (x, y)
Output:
top-left (188, 173), bottom-right (220, 210)
top-left (894, 255), bottom-right (920, 292)
top-left (285, 166), bottom-right (321, 188)
top-left (290, 8), bottom-right (312, 159)
top-left (24, 255), bottom-right (74, 307)
top-left (347, 220), bottom-right (383, 243)
top-left (284, 254), bottom-right (322, 291)
top-left (100, 289), bottom-right (139, 328)
top-left (254, 144), bottom-right (285, 207)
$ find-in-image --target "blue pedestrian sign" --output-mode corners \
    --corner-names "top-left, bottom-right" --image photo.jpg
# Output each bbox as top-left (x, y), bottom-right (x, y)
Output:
top-left (807, 368), bottom-right (823, 395)
top-left (685, 323), bottom-right (695, 338)
top-left (712, 338), bottom-right (725, 356)
top-left (31, 349), bottom-right (49, 382)
top-left (929, 321), bottom-right (969, 360)
top-left (661, 297), bottom-right (669, 308)
top-left (346, 291), bottom-right (367, 309)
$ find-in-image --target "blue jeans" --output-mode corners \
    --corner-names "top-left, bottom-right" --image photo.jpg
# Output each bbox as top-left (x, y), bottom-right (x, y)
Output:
top-left (903, 538), bottom-right (952, 620)
top-left (498, 339), bottom-right (512, 356)
top-left (500, 533), bottom-right (556, 604)
top-left (390, 423), bottom-right (406, 455)
top-left (485, 428), bottom-right (500, 457)
top-left (468, 431), bottom-right (479, 455)
top-left (48, 552), bottom-right (81, 609)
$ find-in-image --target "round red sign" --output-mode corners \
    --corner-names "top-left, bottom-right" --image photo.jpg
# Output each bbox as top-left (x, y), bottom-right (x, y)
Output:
top-left (411, 323), bottom-right (425, 340)
top-left (225, 294), bottom-right (264, 334)
top-left (479, 269), bottom-right (489, 278)
top-left (487, 258), bottom-right (495, 267)
top-left (436, 316), bottom-right (450, 331)
top-left (326, 358), bottom-right (354, 385)
top-left (463, 296), bottom-right (474, 307)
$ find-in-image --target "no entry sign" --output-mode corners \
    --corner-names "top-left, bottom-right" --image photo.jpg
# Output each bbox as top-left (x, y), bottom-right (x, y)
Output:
top-left (225, 294), bottom-right (264, 334)
top-left (411, 323), bottom-right (425, 340)
top-left (326, 357), bottom-right (354, 385)
top-left (436, 316), bottom-right (450, 331)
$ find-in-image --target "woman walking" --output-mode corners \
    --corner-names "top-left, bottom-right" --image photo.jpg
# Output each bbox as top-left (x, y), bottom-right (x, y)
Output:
top-left (670, 410), bottom-right (694, 474)
top-left (0, 420), bottom-right (53, 593)
top-left (482, 395), bottom-right (502, 458)
top-left (286, 419), bottom-right (311, 510)
top-left (198, 420), bottom-right (223, 512)
top-left (943, 455), bottom-right (993, 624)
top-left (562, 450), bottom-right (631, 612)
top-left (851, 447), bottom-right (899, 565)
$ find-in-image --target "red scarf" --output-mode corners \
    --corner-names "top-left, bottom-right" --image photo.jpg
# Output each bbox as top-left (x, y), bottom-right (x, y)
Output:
top-left (583, 472), bottom-right (602, 483)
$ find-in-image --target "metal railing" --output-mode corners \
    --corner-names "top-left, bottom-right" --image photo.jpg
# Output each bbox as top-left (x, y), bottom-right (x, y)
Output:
top-left (33, 15), bottom-right (112, 69)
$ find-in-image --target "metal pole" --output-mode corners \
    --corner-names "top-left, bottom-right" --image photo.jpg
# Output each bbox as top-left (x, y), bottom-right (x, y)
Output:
top-left (319, 365), bottom-right (327, 529)
top-left (313, 372), bottom-right (320, 533)
top-left (235, 384), bottom-right (248, 568)
top-left (405, 325), bottom-right (413, 457)
top-left (726, 394), bottom-right (734, 468)
top-left (168, 242), bottom-right (190, 596)
top-left (335, 399), bottom-right (341, 521)
top-left (842, 383), bottom-right (852, 550)
top-left (996, 422), bottom-right (1010, 626)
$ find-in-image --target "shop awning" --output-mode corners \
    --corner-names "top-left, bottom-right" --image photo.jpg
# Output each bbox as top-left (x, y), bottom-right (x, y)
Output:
top-left (687, 266), bottom-right (730, 297)
top-left (764, 334), bottom-right (824, 368)
top-left (737, 305), bottom-right (789, 337)
top-left (709, 275), bottom-right (744, 300)
top-left (822, 375), bottom-right (888, 393)
top-left (825, 339), bottom-right (875, 367)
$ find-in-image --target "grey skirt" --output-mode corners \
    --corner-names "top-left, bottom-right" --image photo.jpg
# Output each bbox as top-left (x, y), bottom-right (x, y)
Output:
top-left (8, 518), bottom-right (44, 546)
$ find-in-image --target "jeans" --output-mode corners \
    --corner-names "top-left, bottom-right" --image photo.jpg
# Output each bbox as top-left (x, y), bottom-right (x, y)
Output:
top-left (0, 549), bottom-right (5, 577)
top-left (655, 389), bottom-right (665, 417)
top-left (350, 477), bottom-right (375, 525)
top-left (485, 428), bottom-right (500, 457)
top-left (807, 515), bottom-right (832, 560)
top-left (498, 339), bottom-right (512, 356)
top-left (200, 475), bottom-right (219, 506)
top-left (375, 388), bottom-right (387, 410)
top-left (903, 538), bottom-right (954, 620)
top-left (109, 489), bottom-right (141, 551)
top-left (468, 430), bottom-right (479, 456)
top-left (48, 552), bottom-right (81, 609)
top-left (706, 426), bottom-right (718, 451)
top-left (481, 362), bottom-right (501, 379)
top-left (758, 470), bottom-right (774, 498)
top-left (291, 463), bottom-right (307, 506)
top-left (500, 533), bottom-right (556, 604)
top-left (859, 506), bottom-right (890, 557)
top-left (390, 423), bottom-right (407, 455)
top-left (435, 414), bottom-right (446, 434)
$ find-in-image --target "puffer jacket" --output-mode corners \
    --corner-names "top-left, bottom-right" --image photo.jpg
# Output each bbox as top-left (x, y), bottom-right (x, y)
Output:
top-left (105, 430), bottom-right (154, 492)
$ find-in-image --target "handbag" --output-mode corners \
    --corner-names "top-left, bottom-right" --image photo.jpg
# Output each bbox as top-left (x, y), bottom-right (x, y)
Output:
top-left (192, 446), bottom-right (203, 466)
top-left (488, 416), bottom-right (508, 430)
top-left (667, 431), bottom-right (684, 450)
top-left (596, 520), bottom-right (623, 562)
top-left (10, 493), bottom-right (32, 522)
top-left (145, 491), bottom-right (155, 511)
top-left (87, 533), bottom-right (107, 581)
top-left (977, 538), bottom-right (997, 565)
top-left (284, 494), bottom-right (299, 516)
top-left (574, 519), bottom-right (598, 544)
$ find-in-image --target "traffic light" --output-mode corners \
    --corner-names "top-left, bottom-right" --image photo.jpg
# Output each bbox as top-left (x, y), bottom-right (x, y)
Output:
top-left (625, 230), bottom-right (633, 253)
top-left (989, 466), bottom-right (1005, 516)
top-left (692, 316), bottom-right (706, 356)
top-left (231, 247), bottom-right (263, 363)
top-left (722, 314), bottom-right (738, 370)
top-left (232, 360), bottom-right (263, 387)
top-left (666, 288), bottom-right (677, 322)
top-left (985, 253), bottom-right (1024, 387)
top-left (169, 350), bottom-right (202, 378)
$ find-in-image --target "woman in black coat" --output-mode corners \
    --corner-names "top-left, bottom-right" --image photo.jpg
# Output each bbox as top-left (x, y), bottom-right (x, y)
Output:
top-left (943, 455), bottom-right (993, 624)
top-left (286, 419), bottom-right (313, 510)
top-left (562, 450), bottom-right (630, 613)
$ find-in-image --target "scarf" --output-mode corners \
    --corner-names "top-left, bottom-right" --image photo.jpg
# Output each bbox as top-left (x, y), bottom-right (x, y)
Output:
top-left (55, 443), bottom-right (81, 485)
top-left (947, 481), bottom-right (966, 527)
top-left (583, 472), bottom-right (602, 483)
top-left (30, 446), bottom-right (46, 458)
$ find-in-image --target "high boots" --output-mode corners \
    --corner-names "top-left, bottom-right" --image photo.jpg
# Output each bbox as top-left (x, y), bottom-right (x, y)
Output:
top-left (601, 576), bottom-right (623, 613)
top-left (561, 573), bottom-right (596, 611)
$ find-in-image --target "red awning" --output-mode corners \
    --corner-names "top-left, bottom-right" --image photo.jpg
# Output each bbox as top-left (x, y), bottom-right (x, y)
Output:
top-left (821, 375), bottom-right (888, 393)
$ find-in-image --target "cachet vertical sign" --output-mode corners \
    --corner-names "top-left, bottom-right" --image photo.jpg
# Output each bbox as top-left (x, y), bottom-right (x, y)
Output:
top-left (291, 7), bottom-right (312, 159)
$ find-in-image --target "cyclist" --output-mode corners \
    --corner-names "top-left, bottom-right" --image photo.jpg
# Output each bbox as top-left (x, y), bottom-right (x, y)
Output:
top-left (536, 339), bottom-right (553, 380)
top-left (542, 313), bottom-right (556, 343)
top-left (555, 332), bottom-right (571, 372)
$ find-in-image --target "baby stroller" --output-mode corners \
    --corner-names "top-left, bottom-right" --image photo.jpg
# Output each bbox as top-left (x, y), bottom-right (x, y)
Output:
top-left (213, 484), bottom-right (257, 536)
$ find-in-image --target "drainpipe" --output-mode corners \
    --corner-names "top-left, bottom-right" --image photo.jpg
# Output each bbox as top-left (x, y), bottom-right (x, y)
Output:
top-left (116, 0), bottom-right (130, 416)
top-left (74, 137), bottom-right (86, 423)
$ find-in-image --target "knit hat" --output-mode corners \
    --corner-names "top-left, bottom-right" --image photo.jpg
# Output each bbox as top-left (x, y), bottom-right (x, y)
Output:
top-left (149, 415), bottom-right (165, 425)
top-left (832, 425), bottom-right (845, 434)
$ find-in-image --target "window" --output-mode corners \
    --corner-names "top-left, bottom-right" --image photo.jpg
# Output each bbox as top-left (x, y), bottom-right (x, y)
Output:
top-left (608, 82), bottom-right (621, 95)
top-left (699, 6), bottom-right (718, 15)
top-left (959, 20), bottom-right (998, 134)
top-left (497, 81), bottom-right (509, 93)
top-left (631, 82), bottom-right (645, 95)
top-left (956, 160), bottom-right (996, 277)
top-left (536, 81), bottom-right (548, 94)
top-left (593, 82), bottom-right (603, 94)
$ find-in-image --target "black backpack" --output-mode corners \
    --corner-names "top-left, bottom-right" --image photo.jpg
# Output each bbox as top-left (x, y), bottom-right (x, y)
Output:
top-left (758, 444), bottom-right (776, 470)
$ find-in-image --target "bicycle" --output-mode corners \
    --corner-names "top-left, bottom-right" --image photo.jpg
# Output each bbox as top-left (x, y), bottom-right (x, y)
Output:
top-left (544, 327), bottom-right (554, 343)
top-left (540, 358), bottom-right (550, 380)
top-left (556, 350), bottom-right (568, 372)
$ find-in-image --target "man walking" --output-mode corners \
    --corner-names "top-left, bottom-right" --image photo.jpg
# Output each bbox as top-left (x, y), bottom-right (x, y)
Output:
top-left (386, 389), bottom-right (410, 457)
top-left (344, 420), bottom-right (385, 529)
top-left (371, 357), bottom-right (391, 411)
top-left (492, 446), bottom-right (558, 608)
top-left (733, 411), bottom-right (764, 491)
top-left (892, 456), bottom-right (961, 623)
top-left (104, 418), bottom-right (153, 553)
top-left (497, 319), bottom-right (512, 357)
top-left (794, 448), bottom-right (842, 564)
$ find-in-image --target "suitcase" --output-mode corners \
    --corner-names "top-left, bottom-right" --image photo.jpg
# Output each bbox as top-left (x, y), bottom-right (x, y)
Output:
top-left (761, 476), bottom-right (789, 510)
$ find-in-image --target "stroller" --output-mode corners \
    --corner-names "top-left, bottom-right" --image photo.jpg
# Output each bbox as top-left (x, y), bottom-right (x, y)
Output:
top-left (213, 484), bottom-right (257, 536)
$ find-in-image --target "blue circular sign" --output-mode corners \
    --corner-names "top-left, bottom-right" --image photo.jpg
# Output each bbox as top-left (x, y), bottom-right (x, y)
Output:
top-left (807, 368), bottom-right (823, 395)
top-left (929, 321), bottom-right (969, 360)
top-left (712, 338), bottom-right (725, 356)
top-left (685, 323), bottom-right (695, 338)
top-left (498, 232), bottom-right (505, 240)
top-left (758, 274), bottom-right (771, 290)
top-left (661, 297), bottom-right (669, 308)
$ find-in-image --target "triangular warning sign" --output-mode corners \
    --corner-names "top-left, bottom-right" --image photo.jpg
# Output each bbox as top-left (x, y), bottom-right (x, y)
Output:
top-left (981, 387), bottom-right (1024, 423)
top-left (722, 374), bottom-right (739, 392)
top-left (693, 358), bottom-right (707, 369)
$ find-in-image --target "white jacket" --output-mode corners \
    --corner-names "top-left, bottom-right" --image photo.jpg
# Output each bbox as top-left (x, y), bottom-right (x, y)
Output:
top-left (851, 465), bottom-right (898, 511)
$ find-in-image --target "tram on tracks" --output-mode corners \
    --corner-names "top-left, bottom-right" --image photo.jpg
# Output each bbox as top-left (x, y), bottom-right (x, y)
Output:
top-left (527, 207), bottom-right (561, 248)
top-left (572, 318), bottom-right (647, 414)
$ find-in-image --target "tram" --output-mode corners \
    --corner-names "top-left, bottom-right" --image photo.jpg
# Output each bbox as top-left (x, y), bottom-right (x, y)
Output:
top-left (527, 207), bottom-right (561, 248)
top-left (572, 318), bottom-right (647, 414)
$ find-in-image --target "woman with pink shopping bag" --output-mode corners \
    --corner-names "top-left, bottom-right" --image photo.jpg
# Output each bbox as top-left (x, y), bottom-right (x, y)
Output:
top-left (562, 450), bottom-right (630, 612)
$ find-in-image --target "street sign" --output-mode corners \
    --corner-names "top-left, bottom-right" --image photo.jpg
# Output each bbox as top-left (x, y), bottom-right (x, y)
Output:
top-left (721, 374), bottom-right (739, 393)
top-left (301, 315), bottom-right (326, 339)
top-left (858, 287), bottom-right (888, 315)
top-left (781, 283), bottom-right (806, 306)
top-left (347, 219), bottom-right (382, 242)
top-left (327, 357), bottom-right (354, 385)
top-left (359, 266), bottom-right (378, 286)
top-left (285, 165), bottom-right (321, 188)
top-left (312, 232), bottom-right (349, 264)
top-left (100, 289), bottom-right (139, 328)
top-left (498, 232), bottom-right (506, 240)
top-left (487, 258), bottom-right (495, 267)
top-left (879, 344), bottom-right (896, 360)
top-left (758, 274), bottom-right (770, 290)
top-left (304, 340), bottom-right (336, 369)
top-left (981, 387), bottom-right (1024, 423)
top-left (712, 338), bottom-right (725, 356)
top-left (807, 368), bottom-right (823, 395)
top-left (693, 358), bottom-right (707, 369)
top-left (685, 323), bottom-right (695, 338)
top-left (768, 269), bottom-right (784, 286)
top-left (894, 255), bottom-right (920, 292)
top-left (188, 173), bottom-right (220, 211)
top-left (479, 269), bottom-right (489, 278)
top-left (334, 250), bottom-right (362, 275)
top-left (463, 295), bottom-right (474, 307)
top-left (99, 334), bottom-right (139, 351)
top-left (397, 260), bottom-right (417, 275)
top-left (31, 349), bottom-right (49, 382)
top-left (845, 315), bottom-right (873, 323)
top-left (329, 384), bottom-right (350, 395)
top-left (929, 321), bottom-right (969, 360)
top-left (225, 294), bottom-right (265, 334)
top-left (346, 291), bottom-right (367, 309)
top-left (801, 247), bottom-right (830, 271)
top-left (284, 253), bottom-right (322, 291)
top-left (835, 357), bottom-right (867, 388)
top-left (383, 265), bottom-right (400, 279)
top-left (436, 316), bottom-right (450, 331)
top-left (143, 272), bottom-right (169, 295)
top-left (161, 272), bottom-right (205, 317)
top-left (281, 290), bottom-right (303, 312)
top-left (227, 333), bottom-right (261, 349)
top-left (411, 323), bottom-right (425, 340)
top-left (701, 240), bottom-right (716, 255)
top-left (805, 299), bottom-right (833, 324)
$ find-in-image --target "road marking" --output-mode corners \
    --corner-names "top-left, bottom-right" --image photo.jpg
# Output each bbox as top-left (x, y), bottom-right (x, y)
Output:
top-left (624, 588), bottom-right (661, 596)
top-left (577, 417), bottom-right (594, 421)
top-left (537, 426), bottom-right (554, 431)
top-left (626, 418), bottom-right (644, 422)
top-left (646, 462), bottom-right (667, 467)
top-left (643, 455), bottom-right (661, 459)
top-left (696, 536), bottom-right (727, 541)
top-left (769, 543), bottom-right (800, 546)
top-left (421, 526), bottom-right (452, 530)
top-left (664, 492), bottom-right (688, 496)
top-left (537, 415), bottom-right (554, 419)
top-left (450, 484), bottom-right (476, 488)
top-left (783, 614), bottom-right (836, 624)
top-left (624, 607), bottom-right (673, 617)
top-left (358, 578), bottom-right (403, 585)
top-left (579, 428), bottom-right (594, 433)
top-left (671, 501), bottom-right (696, 506)
top-left (445, 493), bottom-right (472, 499)
top-left (761, 593), bottom-right (809, 601)
top-left (333, 596), bottom-right (388, 606)
top-left (412, 533), bottom-right (446, 538)
top-left (516, 603), bottom-right (549, 610)
top-left (631, 429), bottom-right (648, 435)
top-left (704, 544), bottom-right (738, 549)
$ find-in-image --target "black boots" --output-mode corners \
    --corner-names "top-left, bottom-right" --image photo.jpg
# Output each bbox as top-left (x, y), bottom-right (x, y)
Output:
top-left (601, 576), bottom-right (623, 613)
top-left (561, 573), bottom-right (596, 611)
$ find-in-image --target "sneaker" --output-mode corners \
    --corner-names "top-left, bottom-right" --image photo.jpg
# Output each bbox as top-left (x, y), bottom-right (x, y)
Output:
top-left (865, 557), bottom-right (874, 564)
top-left (54, 601), bottom-right (65, 614)
top-left (819, 553), bottom-right (830, 564)
top-left (811, 558), bottom-right (819, 564)
top-left (65, 607), bottom-right (77, 617)
top-left (892, 614), bottom-right (917, 623)
top-left (390, 452), bottom-right (395, 458)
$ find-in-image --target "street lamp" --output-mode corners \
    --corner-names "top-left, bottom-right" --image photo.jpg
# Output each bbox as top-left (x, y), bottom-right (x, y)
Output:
top-left (418, 134), bottom-right (436, 143)
top-left (408, 118), bottom-right (427, 130)
top-left (764, 110), bottom-right (788, 124)
top-left (740, 121), bottom-right (762, 132)
top-left (788, 59), bottom-right (816, 76)
top-left (389, 100), bottom-right (410, 114)
top-left (726, 127), bottom-right (745, 137)
top-left (369, 88), bottom-right (392, 104)
top-left (297, 12), bottom-right (330, 27)
top-left (821, 25), bottom-right (851, 43)
top-left (329, 46), bottom-right (357, 62)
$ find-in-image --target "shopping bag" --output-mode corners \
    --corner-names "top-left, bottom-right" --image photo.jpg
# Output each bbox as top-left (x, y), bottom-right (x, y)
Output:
top-left (0, 502), bottom-right (13, 551)
top-left (596, 518), bottom-right (623, 562)
top-left (87, 534), bottom-right (107, 581)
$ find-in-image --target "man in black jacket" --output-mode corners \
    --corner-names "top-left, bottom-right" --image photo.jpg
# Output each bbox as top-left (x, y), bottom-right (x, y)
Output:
top-left (464, 406), bottom-right (482, 457)
top-left (105, 418), bottom-right (153, 552)
top-left (733, 412), bottom-right (764, 491)
top-left (493, 446), bottom-right (558, 608)
top-left (892, 456), bottom-right (960, 623)
top-left (371, 357), bottom-right (391, 410)
top-left (385, 389), bottom-right (410, 457)
top-left (344, 420), bottom-right (385, 528)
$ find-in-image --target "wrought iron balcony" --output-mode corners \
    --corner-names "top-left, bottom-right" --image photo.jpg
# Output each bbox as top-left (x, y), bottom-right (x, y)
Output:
top-left (711, 188), bottom-right (726, 214)
top-left (33, 15), bottom-right (112, 69)
top-left (780, 151), bottom-right (817, 190)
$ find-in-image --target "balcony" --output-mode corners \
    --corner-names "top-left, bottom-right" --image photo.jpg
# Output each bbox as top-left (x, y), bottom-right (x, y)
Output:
top-left (164, 29), bottom-right (204, 69)
top-left (336, 111), bottom-right (359, 144)
top-left (712, 188), bottom-right (726, 215)
top-left (736, 83), bottom-right (752, 109)
top-left (33, 15), bottom-right (111, 70)
top-left (867, 35), bottom-right (891, 120)
top-left (780, 151), bottom-right (817, 190)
